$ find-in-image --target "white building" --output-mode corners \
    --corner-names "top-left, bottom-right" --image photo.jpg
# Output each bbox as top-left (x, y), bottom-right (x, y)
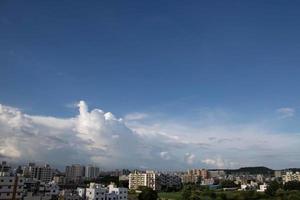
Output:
top-left (282, 172), bottom-right (300, 183)
top-left (257, 183), bottom-right (268, 192)
top-left (129, 171), bottom-right (160, 191)
top-left (86, 183), bottom-right (107, 200)
top-left (107, 183), bottom-right (127, 200)
top-left (0, 173), bottom-right (24, 200)
top-left (77, 183), bottom-right (127, 200)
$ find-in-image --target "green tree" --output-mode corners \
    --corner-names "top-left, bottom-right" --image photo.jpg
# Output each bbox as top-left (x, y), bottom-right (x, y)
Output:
top-left (265, 181), bottom-right (280, 196)
top-left (220, 180), bottom-right (237, 188)
top-left (190, 190), bottom-right (201, 200)
top-left (181, 185), bottom-right (192, 200)
top-left (284, 181), bottom-right (300, 191)
top-left (138, 187), bottom-right (158, 200)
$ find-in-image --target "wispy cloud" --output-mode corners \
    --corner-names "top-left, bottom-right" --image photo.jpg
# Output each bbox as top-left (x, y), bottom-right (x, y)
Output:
top-left (276, 107), bottom-right (295, 118)
top-left (124, 112), bottom-right (149, 121)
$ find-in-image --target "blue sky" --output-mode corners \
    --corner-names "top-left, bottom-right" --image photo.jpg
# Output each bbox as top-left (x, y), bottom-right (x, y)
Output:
top-left (1, 1), bottom-right (300, 169)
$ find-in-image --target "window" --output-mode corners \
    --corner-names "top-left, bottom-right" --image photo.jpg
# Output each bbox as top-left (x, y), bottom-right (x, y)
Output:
top-left (19, 180), bottom-right (23, 183)
top-left (7, 193), bottom-right (10, 196)
top-left (0, 179), bottom-right (3, 182)
top-left (9, 179), bottom-right (12, 182)
top-left (8, 186), bottom-right (11, 189)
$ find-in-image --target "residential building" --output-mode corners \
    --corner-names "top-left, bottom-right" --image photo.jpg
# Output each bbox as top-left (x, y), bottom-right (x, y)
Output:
top-left (30, 165), bottom-right (54, 183)
top-left (282, 171), bottom-right (300, 183)
top-left (53, 175), bottom-right (66, 185)
top-left (257, 183), bottom-right (268, 192)
top-left (274, 170), bottom-right (283, 178)
top-left (107, 183), bottom-right (127, 200)
top-left (85, 183), bottom-right (106, 200)
top-left (0, 162), bottom-right (11, 174)
top-left (65, 165), bottom-right (85, 183)
top-left (159, 174), bottom-right (181, 189)
top-left (0, 173), bottom-right (24, 200)
top-left (85, 166), bottom-right (100, 180)
top-left (59, 190), bottom-right (82, 200)
top-left (128, 171), bottom-right (160, 191)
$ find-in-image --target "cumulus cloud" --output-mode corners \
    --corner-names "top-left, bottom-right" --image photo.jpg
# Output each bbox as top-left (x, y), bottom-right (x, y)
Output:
top-left (0, 101), bottom-right (145, 168)
top-left (1, 102), bottom-right (300, 169)
top-left (276, 107), bottom-right (295, 118)
top-left (201, 157), bottom-right (237, 168)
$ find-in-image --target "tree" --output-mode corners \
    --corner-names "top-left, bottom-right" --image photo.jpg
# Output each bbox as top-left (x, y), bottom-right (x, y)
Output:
top-left (265, 181), bottom-right (280, 196)
top-left (190, 190), bottom-right (201, 200)
top-left (284, 181), bottom-right (300, 191)
top-left (220, 180), bottom-right (237, 188)
top-left (181, 185), bottom-right (192, 200)
top-left (138, 187), bottom-right (158, 200)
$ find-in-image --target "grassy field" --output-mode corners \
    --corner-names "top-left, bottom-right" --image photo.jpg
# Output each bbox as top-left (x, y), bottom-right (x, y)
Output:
top-left (158, 192), bottom-right (182, 200)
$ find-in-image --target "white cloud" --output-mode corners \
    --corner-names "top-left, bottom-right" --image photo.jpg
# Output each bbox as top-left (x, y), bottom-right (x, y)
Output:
top-left (184, 153), bottom-right (196, 165)
top-left (1, 102), bottom-right (300, 169)
top-left (124, 113), bottom-right (148, 121)
top-left (160, 151), bottom-right (171, 160)
top-left (276, 107), bottom-right (295, 118)
top-left (201, 157), bottom-right (237, 168)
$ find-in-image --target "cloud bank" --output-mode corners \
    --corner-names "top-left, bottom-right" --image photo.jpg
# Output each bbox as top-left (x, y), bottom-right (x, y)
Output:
top-left (1, 102), bottom-right (300, 169)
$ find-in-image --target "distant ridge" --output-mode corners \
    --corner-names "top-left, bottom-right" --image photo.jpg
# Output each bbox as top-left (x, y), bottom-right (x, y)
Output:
top-left (224, 166), bottom-right (274, 175)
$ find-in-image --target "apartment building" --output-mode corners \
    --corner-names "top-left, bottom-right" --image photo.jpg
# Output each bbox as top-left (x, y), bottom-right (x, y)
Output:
top-left (85, 183), bottom-right (106, 200)
top-left (282, 171), bottom-right (300, 183)
top-left (85, 166), bottom-right (100, 180)
top-left (129, 171), bottom-right (181, 191)
top-left (65, 165), bottom-right (85, 183)
top-left (107, 183), bottom-right (127, 200)
top-left (30, 165), bottom-right (54, 183)
top-left (0, 173), bottom-right (24, 200)
top-left (129, 171), bottom-right (160, 191)
top-left (159, 174), bottom-right (181, 189)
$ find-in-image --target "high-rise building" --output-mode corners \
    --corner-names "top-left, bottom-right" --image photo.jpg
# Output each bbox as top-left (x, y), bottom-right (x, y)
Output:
top-left (85, 165), bottom-right (100, 180)
top-left (65, 165), bottom-right (85, 183)
top-left (29, 164), bottom-right (54, 183)
top-left (129, 171), bottom-right (164, 191)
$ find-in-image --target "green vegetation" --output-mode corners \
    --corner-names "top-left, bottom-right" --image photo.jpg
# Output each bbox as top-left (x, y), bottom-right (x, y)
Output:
top-left (155, 181), bottom-right (300, 200)
top-left (225, 166), bottom-right (274, 175)
top-left (157, 190), bottom-right (300, 200)
top-left (158, 192), bottom-right (181, 200)
top-left (132, 181), bottom-right (300, 200)
top-left (138, 186), bottom-right (158, 200)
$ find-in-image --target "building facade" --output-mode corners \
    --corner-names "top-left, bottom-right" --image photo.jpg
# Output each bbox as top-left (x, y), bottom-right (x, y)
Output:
top-left (0, 174), bottom-right (24, 200)
top-left (282, 172), bottom-right (300, 183)
top-left (65, 165), bottom-right (85, 183)
top-left (85, 166), bottom-right (100, 180)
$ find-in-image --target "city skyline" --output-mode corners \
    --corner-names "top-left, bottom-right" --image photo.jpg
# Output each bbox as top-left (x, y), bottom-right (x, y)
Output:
top-left (1, 1), bottom-right (300, 169)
